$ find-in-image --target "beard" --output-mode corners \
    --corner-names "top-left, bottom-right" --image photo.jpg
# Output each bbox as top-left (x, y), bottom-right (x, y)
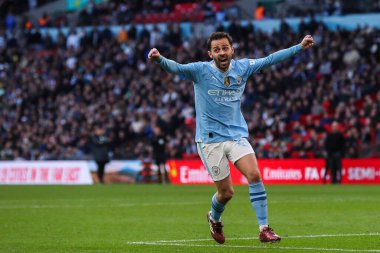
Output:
top-left (214, 56), bottom-right (231, 71)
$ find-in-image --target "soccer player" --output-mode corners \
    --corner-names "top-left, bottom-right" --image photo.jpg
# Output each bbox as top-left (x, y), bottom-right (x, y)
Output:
top-left (148, 32), bottom-right (314, 244)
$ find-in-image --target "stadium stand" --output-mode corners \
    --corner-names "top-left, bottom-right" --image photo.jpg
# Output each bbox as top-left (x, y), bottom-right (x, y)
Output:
top-left (2, 0), bottom-right (380, 29)
top-left (0, 0), bottom-right (379, 161)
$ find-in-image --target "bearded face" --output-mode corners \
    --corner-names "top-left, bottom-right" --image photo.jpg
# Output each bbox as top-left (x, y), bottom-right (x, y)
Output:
top-left (208, 38), bottom-right (234, 72)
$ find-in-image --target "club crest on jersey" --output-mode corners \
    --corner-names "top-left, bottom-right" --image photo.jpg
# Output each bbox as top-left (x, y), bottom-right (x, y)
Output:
top-left (236, 76), bottom-right (242, 85)
top-left (224, 77), bottom-right (230, 87)
top-left (212, 166), bottom-right (220, 176)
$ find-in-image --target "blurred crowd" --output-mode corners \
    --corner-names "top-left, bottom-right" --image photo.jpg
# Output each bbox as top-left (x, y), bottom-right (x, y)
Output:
top-left (3, 0), bottom-right (380, 31)
top-left (2, 0), bottom-right (241, 30)
top-left (0, 16), bottom-right (380, 161)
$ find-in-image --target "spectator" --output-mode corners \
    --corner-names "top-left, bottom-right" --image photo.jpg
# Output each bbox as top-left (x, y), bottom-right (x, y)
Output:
top-left (323, 0), bottom-right (342, 16)
top-left (345, 127), bottom-right (359, 158)
top-left (90, 124), bottom-right (110, 184)
top-left (39, 13), bottom-right (50, 27)
top-left (66, 29), bottom-right (81, 50)
top-left (255, 3), bottom-right (265, 20)
top-left (151, 126), bottom-right (170, 184)
top-left (150, 26), bottom-right (162, 47)
top-left (200, 0), bottom-right (215, 22)
top-left (116, 26), bottom-right (129, 44)
top-left (215, 4), bottom-right (226, 23)
top-left (324, 121), bottom-right (346, 184)
top-left (5, 11), bottom-right (17, 31)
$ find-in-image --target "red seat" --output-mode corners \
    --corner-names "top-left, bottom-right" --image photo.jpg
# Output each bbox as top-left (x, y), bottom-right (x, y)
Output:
top-left (291, 133), bottom-right (301, 140)
top-left (134, 14), bottom-right (143, 23)
top-left (291, 151), bottom-right (300, 158)
top-left (182, 153), bottom-right (198, 160)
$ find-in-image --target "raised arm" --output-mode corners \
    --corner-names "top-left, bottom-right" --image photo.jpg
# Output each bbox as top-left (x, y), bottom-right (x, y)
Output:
top-left (148, 48), bottom-right (199, 82)
top-left (247, 35), bottom-right (314, 74)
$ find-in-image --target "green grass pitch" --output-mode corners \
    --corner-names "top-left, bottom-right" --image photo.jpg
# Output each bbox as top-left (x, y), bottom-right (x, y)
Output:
top-left (0, 184), bottom-right (379, 253)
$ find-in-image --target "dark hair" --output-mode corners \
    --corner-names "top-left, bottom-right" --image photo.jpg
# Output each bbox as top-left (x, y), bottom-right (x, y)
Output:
top-left (207, 32), bottom-right (233, 50)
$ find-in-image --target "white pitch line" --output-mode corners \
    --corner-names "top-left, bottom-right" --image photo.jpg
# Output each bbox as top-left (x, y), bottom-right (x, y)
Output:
top-left (0, 201), bottom-right (205, 209)
top-left (127, 242), bottom-right (380, 252)
top-left (129, 233), bottom-right (380, 244)
top-left (127, 233), bottom-right (380, 252)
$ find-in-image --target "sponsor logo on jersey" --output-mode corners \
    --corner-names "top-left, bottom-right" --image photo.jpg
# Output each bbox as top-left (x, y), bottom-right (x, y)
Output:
top-left (207, 88), bottom-right (243, 102)
top-left (207, 89), bottom-right (243, 96)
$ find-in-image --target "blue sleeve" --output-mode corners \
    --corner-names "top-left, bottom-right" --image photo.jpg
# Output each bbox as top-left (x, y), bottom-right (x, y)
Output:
top-left (246, 44), bottom-right (303, 75)
top-left (157, 56), bottom-right (200, 82)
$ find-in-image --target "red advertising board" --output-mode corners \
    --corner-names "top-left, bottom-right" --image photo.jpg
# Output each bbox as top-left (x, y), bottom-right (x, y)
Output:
top-left (167, 159), bottom-right (380, 185)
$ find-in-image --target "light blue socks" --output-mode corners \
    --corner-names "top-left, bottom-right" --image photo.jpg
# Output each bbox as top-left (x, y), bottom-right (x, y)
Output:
top-left (210, 193), bottom-right (225, 221)
top-left (249, 181), bottom-right (268, 226)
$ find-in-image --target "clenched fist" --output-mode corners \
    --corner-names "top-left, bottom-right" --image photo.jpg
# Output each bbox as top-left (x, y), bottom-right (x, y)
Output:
top-left (148, 48), bottom-right (161, 61)
top-left (301, 35), bottom-right (315, 49)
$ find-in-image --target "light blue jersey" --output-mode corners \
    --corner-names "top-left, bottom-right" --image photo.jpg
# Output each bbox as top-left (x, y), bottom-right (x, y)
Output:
top-left (157, 44), bottom-right (303, 144)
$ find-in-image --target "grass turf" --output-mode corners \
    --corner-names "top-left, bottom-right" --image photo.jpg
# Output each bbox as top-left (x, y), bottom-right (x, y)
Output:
top-left (0, 184), bottom-right (379, 253)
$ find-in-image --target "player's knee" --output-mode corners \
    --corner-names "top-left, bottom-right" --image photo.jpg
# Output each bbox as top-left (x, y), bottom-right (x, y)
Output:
top-left (219, 188), bottom-right (234, 202)
top-left (246, 170), bottom-right (261, 184)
